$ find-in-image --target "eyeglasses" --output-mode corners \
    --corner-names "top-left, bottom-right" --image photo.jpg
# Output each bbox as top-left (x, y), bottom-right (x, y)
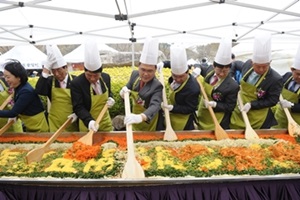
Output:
top-left (214, 67), bottom-right (230, 74)
top-left (139, 67), bottom-right (155, 74)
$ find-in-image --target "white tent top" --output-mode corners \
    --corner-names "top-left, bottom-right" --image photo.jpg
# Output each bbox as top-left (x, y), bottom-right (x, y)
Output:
top-left (0, 45), bottom-right (46, 70)
top-left (63, 43), bottom-right (118, 63)
top-left (0, 0), bottom-right (300, 46)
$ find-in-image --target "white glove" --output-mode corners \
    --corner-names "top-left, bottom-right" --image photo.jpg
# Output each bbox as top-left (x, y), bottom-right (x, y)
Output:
top-left (240, 103), bottom-right (251, 113)
top-left (156, 62), bottom-right (164, 73)
top-left (119, 86), bottom-right (130, 99)
top-left (124, 114), bottom-right (143, 125)
top-left (192, 68), bottom-right (201, 78)
top-left (67, 113), bottom-right (78, 123)
top-left (8, 117), bottom-right (17, 124)
top-left (204, 100), bottom-right (217, 108)
top-left (162, 104), bottom-right (174, 111)
top-left (88, 120), bottom-right (99, 132)
top-left (280, 99), bottom-right (294, 108)
top-left (107, 97), bottom-right (115, 108)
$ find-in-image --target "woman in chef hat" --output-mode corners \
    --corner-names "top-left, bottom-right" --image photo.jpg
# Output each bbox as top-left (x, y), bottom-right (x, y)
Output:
top-left (197, 37), bottom-right (239, 130)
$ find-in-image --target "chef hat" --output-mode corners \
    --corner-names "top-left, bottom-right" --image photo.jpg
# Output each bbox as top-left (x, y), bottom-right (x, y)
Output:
top-left (293, 44), bottom-right (300, 70)
top-left (214, 37), bottom-right (232, 65)
top-left (170, 44), bottom-right (188, 75)
top-left (84, 39), bottom-right (102, 72)
top-left (252, 33), bottom-right (272, 64)
top-left (46, 44), bottom-right (67, 69)
top-left (139, 37), bottom-right (159, 65)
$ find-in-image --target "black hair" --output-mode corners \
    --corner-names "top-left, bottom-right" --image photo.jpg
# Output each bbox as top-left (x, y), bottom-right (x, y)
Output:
top-left (84, 66), bottom-right (103, 73)
top-left (4, 59), bottom-right (28, 84)
top-left (213, 61), bottom-right (232, 69)
top-left (231, 53), bottom-right (235, 59)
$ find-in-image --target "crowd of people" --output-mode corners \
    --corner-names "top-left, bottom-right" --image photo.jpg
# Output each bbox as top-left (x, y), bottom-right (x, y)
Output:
top-left (0, 32), bottom-right (299, 133)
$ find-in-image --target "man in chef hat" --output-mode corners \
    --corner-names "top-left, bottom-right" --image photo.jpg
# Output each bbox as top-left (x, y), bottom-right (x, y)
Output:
top-left (120, 37), bottom-right (164, 131)
top-left (36, 44), bottom-right (78, 132)
top-left (273, 44), bottom-right (300, 130)
top-left (230, 33), bottom-right (283, 129)
top-left (161, 44), bottom-right (200, 131)
top-left (197, 37), bottom-right (239, 130)
top-left (70, 39), bottom-right (115, 132)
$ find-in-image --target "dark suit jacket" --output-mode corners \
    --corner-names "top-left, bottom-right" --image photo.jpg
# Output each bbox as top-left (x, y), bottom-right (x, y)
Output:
top-left (126, 70), bottom-right (163, 122)
top-left (203, 66), bottom-right (239, 129)
top-left (242, 60), bottom-right (283, 109)
top-left (241, 59), bottom-right (283, 128)
top-left (282, 72), bottom-right (300, 113)
top-left (70, 72), bottom-right (112, 127)
top-left (168, 74), bottom-right (200, 130)
top-left (35, 73), bottom-right (76, 101)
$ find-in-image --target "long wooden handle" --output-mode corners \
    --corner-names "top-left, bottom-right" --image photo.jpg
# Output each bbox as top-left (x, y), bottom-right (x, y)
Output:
top-left (159, 71), bottom-right (177, 141)
top-left (279, 94), bottom-right (295, 123)
top-left (124, 91), bottom-right (134, 154)
top-left (0, 93), bottom-right (13, 110)
top-left (197, 79), bottom-right (229, 140)
top-left (43, 117), bottom-right (73, 148)
top-left (237, 92), bottom-right (251, 127)
top-left (197, 79), bottom-right (222, 125)
top-left (237, 92), bottom-right (259, 139)
top-left (96, 104), bottom-right (108, 125)
top-left (0, 120), bottom-right (14, 136)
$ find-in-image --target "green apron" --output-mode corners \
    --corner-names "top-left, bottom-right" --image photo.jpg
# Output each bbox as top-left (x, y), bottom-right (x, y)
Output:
top-left (0, 81), bottom-right (23, 132)
top-left (230, 69), bottom-right (268, 129)
top-left (169, 77), bottom-right (190, 131)
top-left (273, 77), bottom-right (300, 128)
top-left (49, 76), bottom-right (78, 132)
top-left (130, 78), bottom-right (159, 131)
top-left (19, 111), bottom-right (49, 132)
top-left (79, 81), bottom-right (112, 132)
top-left (197, 74), bottom-right (225, 130)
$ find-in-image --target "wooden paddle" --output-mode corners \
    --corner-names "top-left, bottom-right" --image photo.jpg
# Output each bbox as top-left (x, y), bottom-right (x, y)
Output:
top-left (279, 94), bottom-right (300, 137)
top-left (77, 104), bottom-right (108, 145)
top-left (25, 117), bottom-right (73, 164)
top-left (0, 120), bottom-right (14, 136)
top-left (237, 92), bottom-right (259, 139)
top-left (158, 71), bottom-right (177, 141)
top-left (197, 79), bottom-right (229, 140)
top-left (0, 93), bottom-right (13, 110)
top-left (122, 91), bottom-right (145, 179)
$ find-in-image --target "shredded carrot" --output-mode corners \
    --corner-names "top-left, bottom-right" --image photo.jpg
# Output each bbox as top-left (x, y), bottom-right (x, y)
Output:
top-left (63, 141), bottom-right (101, 162)
top-left (0, 131), bottom-right (297, 150)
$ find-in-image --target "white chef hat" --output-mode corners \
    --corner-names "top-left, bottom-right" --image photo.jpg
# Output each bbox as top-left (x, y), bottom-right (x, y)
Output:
top-left (214, 37), bottom-right (232, 65)
top-left (84, 39), bottom-right (102, 72)
top-left (252, 33), bottom-right (272, 64)
top-left (46, 44), bottom-right (67, 69)
top-left (293, 44), bottom-right (300, 70)
top-left (170, 44), bottom-right (188, 75)
top-left (140, 37), bottom-right (159, 65)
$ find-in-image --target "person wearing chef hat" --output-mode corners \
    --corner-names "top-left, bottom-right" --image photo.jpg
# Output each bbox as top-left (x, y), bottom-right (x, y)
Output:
top-left (197, 38), bottom-right (239, 130)
top-left (230, 33), bottom-right (283, 129)
top-left (273, 44), bottom-right (300, 130)
top-left (120, 37), bottom-right (164, 131)
top-left (36, 44), bottom-right (78, 132)
top-left (70, 39), bottom-right (115, 132)
top-left (160, 44), bottom-right (200, 131)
